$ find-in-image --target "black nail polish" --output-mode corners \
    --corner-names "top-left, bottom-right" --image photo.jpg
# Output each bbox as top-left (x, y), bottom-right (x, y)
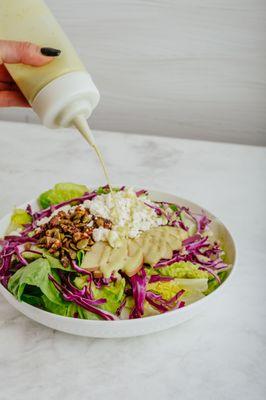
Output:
top-left (40, 47), bottom-right (61, 57)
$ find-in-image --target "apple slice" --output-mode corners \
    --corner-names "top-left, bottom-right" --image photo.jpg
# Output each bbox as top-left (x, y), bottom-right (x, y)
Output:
top-left (102, 239), bottom-right (128, 278)
top-left (81, 241), bottom-right (107, 271)
top-left (123, 240), bottom-right (144, 277)
top-left (166, 234), bottom-right (182, 251)
top-left (163, 242), bottom-right (173, 260)
top-left (164, 226), bottom-right (188, 242)
top-left (98, 245), bottom-right (112, 271)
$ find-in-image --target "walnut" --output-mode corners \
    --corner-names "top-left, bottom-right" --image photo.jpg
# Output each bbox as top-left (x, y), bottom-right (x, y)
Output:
top-left (36, 204), bottom-right (112, 268)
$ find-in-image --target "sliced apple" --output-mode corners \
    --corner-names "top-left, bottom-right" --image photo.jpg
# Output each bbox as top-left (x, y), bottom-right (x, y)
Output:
top-left (99, 245), bottom-right (112, 271)
top-left (81, 241), bottom-right (107, 271)
top-left (163, 226), bottom-right (188, 242)
top-left (166, 233), bottom-right (181, 250)
top-left (123, 240), bottom-right (144, 277)
top-left (102, 239), bottom-right (128, 277)
top-left (163, 242), bottom-right (173, 260)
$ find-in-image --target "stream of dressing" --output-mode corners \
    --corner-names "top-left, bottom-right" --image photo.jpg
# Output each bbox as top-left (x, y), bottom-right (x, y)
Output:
top-left (73, 116), bottom-right (118, 222)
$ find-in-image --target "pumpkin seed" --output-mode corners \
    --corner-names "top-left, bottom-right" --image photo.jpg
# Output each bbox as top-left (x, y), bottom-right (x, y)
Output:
top-left (76, 239), bottom-right (89, 249)
top-left (69, 249), bottom-right (77, 259)
top-left (69, 242), bottom-right (78, 250)
top-left (82, 214), bottom-right (91, 223)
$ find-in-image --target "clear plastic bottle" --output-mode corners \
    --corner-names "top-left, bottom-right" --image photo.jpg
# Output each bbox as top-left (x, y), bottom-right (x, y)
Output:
top-left (0, 0), bottom-right (100, 138)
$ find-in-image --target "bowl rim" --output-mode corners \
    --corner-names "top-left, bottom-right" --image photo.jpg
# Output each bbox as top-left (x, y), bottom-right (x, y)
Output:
top-left (0, 189), bottom-right (237, 326)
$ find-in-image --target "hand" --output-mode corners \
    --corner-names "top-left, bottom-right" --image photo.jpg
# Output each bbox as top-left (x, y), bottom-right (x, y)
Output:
top-left (0, 40), bottom-right (61, 107)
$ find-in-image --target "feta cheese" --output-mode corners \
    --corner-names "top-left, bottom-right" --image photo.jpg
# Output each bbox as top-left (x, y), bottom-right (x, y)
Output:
top-left (86, 187), bottom-right (166, 241)
top-left (92, 226), bottom-right (110, 242)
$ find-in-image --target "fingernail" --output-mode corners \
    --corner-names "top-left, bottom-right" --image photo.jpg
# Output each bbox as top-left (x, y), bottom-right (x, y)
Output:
top-left (40, 47), bottom-right (61, 57)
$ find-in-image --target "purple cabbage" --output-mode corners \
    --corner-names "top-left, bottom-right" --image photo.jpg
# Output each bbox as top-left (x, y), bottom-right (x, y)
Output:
top-left (193, 213), bottom-right (211, 233)
top-left (129, 268), bottom-right (147, 319)
top-left (33, 191), bottom-right (98, 222)
top-left (14, 246), bottom-right (27, 266)
top-left (48, 274), bottom-right (117, 321)
top-left (93, 275), bottom-right (117, 289)
top-left (153, 253), bottom-right (181, 268)
top-left (136, 189), bottom-right (148, 197)
top-left (146, 289), bottom-right (185, 313)
top-left (144, 202), bottom-right (164, 216)
top-left (70, 259), bottom-right (92, 275)
top-left (149, 275), bottom-right (173, 283)
top-left (0, 237), bottom-right (37, 284)
top-left (115, 297), bottom-right (127, 317)
top-left (180, 207), bottom-right (211, 234)
top-left (153, 232), bottom-right (226, 284)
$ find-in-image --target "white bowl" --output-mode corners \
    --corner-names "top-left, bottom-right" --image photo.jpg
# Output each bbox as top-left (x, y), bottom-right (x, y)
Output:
top-left (0, 191), bottom-right (236, 338)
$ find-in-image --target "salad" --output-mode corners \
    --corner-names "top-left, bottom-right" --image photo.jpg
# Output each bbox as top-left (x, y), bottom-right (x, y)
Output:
top-left (0, 183), bottom-right (230, 321)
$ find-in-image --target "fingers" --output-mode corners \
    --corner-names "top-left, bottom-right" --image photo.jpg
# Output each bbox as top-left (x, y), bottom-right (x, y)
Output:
top-left (0, 64), bottom-right (13, 82)
top-left (0, 40), bottom-right (60, 66)
top-left (0, 81), bottom-right (17, 91)
top-left (0, 40), bottom-right (61, 108)
top-left (0, 90), bottom-right (30, 107)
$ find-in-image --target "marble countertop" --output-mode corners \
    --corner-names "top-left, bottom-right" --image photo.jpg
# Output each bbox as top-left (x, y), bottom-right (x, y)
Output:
top-left (0, 121), bottom-right (265, 400)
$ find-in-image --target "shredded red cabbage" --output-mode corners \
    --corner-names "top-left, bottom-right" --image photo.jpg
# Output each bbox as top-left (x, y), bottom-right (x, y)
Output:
top-left (153, 233), bottom-right (226, 284)
top-left (146, 289), bottom-right (185, 313)
top-left (129, 268), bottom-right (147, 319)
top-left (48, 274), bottom-right (117, 321)
top-left (136, 189), bottom-right (148, 197)
top-left (144, 202), bottom-right (164, 216)
top-left (70, 259), bottom-right (92, 275)
top-left (149, 275), bottom-right (174, 283)
top-left (115, 297), bottom-right (127, 317)
top-left (33, 191), bottom-right (97, 221)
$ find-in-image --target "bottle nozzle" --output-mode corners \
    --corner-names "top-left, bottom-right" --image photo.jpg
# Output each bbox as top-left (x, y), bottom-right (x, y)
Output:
top-left (72, 115), bottom-right (96, 147)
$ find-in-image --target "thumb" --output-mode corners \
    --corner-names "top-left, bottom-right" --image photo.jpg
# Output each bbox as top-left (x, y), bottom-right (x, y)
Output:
top-left (0, 40), bottom-right (61, 66)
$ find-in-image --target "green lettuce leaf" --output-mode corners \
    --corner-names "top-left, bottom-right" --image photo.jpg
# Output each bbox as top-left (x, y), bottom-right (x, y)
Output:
top-left (93, 278), bottom-right (126, 313)
top-left (8, 258), bottom-right (63, 305)
top-left (204, 270), bottom-right (229, 295)
top-left (96, 186), bottom-right (120, 195)
top-left (182, 290), bottom-right (205, 305)
top-left (41, 295), bottom-right (100, 319)
top-left (21, 251), bottom-right (42, 261)
top-left (22, 249), bottom-right (74, 271)
top-left (73, 275), bottom-right (126, 314)
top-left (6, 208), bottom-right (32, 234)
top-left (73, 275), bottom-right (87, 289)
top-left (21, 293), bottom-right (44, 308)
top-left (169, 204), bottom-right (178, 212)
top-left (38, 182), bottom-right (89, 209)
top-left (157, 261), bottom-right (209, 279)
top-left (76, 250), bottom-right (85, 267)
top-left (43, 251), bottom-right (74, 271)
top-left (147, 277), bottom-right (208, 301)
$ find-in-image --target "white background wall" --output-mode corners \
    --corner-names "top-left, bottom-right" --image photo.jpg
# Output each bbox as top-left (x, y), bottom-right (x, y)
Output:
top-left (0, 0), bottom-right (265, 145)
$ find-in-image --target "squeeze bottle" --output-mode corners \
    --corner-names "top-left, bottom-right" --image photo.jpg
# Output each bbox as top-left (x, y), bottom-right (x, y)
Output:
top-left (0, 0), bottom-right (99, 145)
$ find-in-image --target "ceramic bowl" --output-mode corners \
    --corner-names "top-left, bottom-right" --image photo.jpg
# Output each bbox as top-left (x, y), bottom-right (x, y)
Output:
top-left (0, 191), bottom-right (236, 338)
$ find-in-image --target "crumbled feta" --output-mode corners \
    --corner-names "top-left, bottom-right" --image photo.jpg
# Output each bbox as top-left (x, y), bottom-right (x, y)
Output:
top-left (92, 226), bottom-right (110, 242)
top-left (85, 187), bottom-right (166, 240)
top-left (92, 227), bottom-right (120, 247)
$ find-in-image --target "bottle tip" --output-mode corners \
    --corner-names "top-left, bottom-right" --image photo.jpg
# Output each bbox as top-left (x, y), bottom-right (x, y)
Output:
top-left (72, 115), bottom-right (96, 147)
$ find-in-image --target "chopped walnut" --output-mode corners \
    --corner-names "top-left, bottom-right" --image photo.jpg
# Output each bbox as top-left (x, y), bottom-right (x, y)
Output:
top-left (36, 206), bottom-right (112, 267)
